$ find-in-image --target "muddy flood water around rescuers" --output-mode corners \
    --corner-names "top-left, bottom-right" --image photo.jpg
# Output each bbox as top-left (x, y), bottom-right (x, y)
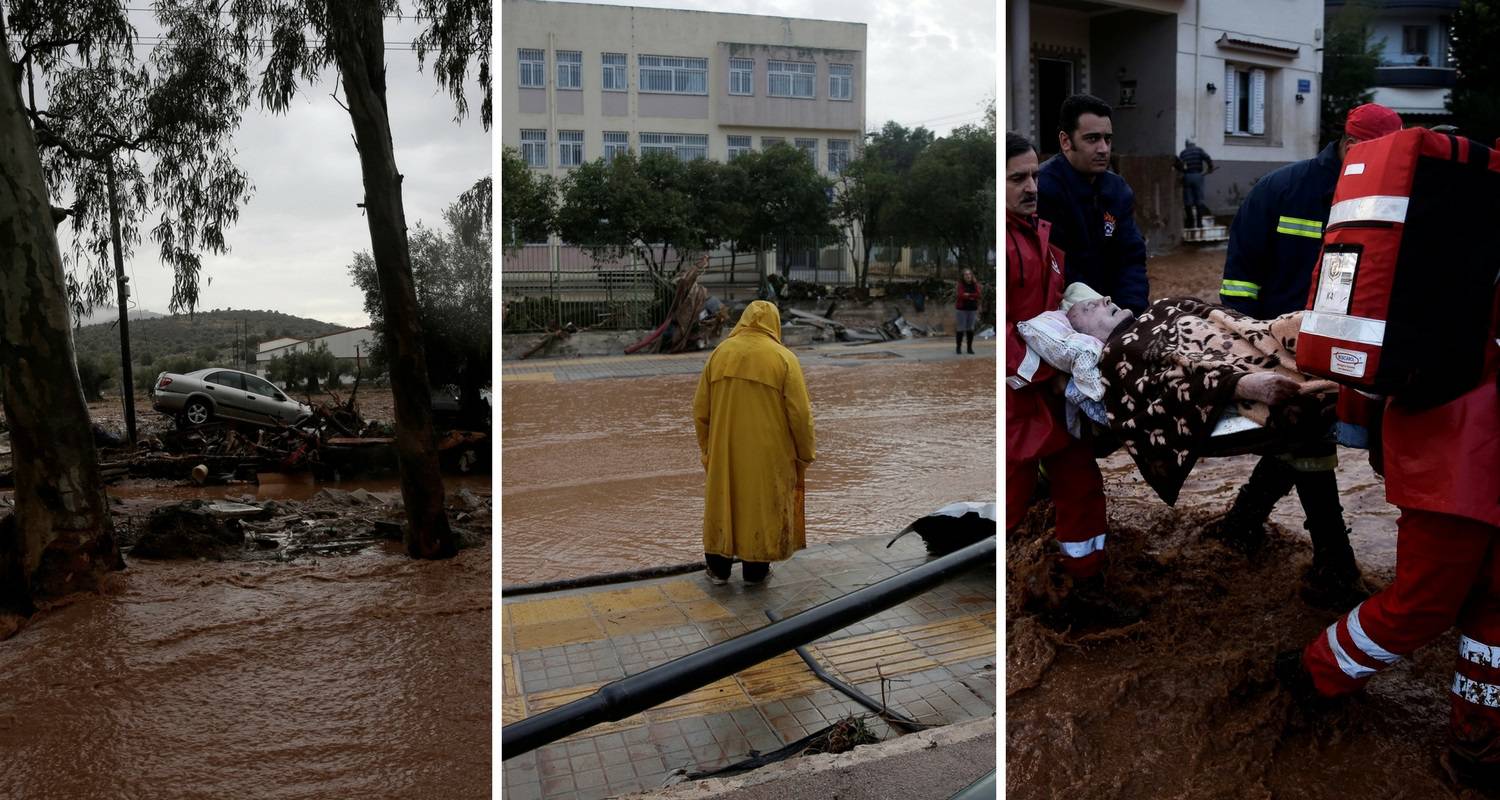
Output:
top-left (500, 359), bottom-right (998, 586)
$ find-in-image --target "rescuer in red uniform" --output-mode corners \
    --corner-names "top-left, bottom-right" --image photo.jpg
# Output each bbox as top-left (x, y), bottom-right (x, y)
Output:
top-left (1005, 131), bottom-right (1135, 625)
top-left (1280, 284), bottom-right (1500, 787)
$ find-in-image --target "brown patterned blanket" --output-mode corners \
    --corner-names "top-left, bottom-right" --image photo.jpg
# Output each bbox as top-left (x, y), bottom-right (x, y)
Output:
top-left (1098, 298), bottom-right (1338, 504)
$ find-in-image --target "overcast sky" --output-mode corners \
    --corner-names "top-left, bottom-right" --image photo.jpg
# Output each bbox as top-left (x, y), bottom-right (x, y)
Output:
top-left (541, 0), bottom-right (998, 135)
top-left (93, 9), bottom-right (490, 329)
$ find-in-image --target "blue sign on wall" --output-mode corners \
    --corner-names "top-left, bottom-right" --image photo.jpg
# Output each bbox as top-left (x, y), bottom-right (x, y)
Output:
top-left (1298, 79), bottom-right (1311, 93)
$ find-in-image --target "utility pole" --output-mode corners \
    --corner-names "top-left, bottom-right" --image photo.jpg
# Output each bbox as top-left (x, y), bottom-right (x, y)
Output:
top-left (105, 156), bottom-right (136, 445)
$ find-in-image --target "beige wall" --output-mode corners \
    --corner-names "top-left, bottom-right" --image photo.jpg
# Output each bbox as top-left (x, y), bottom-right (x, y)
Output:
top-left (501, 0), bottom-right (866, 178)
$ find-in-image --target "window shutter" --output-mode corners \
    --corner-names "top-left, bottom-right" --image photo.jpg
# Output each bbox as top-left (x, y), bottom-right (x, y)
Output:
top-left (1224, 64), bottom-right (1236, 134)
top-left (1250, 69), bottom-right (1266, 135)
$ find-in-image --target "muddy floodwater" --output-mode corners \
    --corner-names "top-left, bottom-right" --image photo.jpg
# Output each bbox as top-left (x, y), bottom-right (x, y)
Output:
top-left (0, 497), bottom-right (492, 798)
top-left (501, 358), bottom-right (996, 585)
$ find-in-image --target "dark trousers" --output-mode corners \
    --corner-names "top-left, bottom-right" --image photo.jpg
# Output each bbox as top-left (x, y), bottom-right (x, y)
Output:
top-left (705, 553), bottom-right (769, 582)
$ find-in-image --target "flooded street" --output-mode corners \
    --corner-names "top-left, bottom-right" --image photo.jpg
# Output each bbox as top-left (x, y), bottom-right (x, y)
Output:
top-left (501, 357), bottom-right (996, 585)
top-left (0, 470), bottom-right (493, 799)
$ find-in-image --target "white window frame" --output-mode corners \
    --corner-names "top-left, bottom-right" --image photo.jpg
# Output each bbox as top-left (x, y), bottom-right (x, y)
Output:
top-left (795, 138), bottom-right (818, 166)
top-left (559, 130), bottom-right (584, 167)
top-left (520, 129), bottom-right (548, 168)
top-left (829, 64), bottom-right (853, 101)
top-left (602, 53), bottom-right (627, 92)
top-left (638, 55), bottom-right (708, 95)
top-left (828, 139), bottom-right (851, 174)
top-left (639, 132), bottom-right (709, 162)
top-left (519, 48), bottom-right (545, 89)
top-left (1224, 64), bottom-right (1266, 136)
top-left (603, 131), bottom-right (629, 162)
top-left (556, 50), bottom-right (582, 90)
top-left (768, 60), bottom-right (816, 99)
top-left (727, 135), bottom-right (752, 159)
top-left (729, 58), bottom-right (754, 96)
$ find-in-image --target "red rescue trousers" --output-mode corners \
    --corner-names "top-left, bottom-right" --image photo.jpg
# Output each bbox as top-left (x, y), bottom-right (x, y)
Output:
top-left (1006, 437), bottom-right (1108, 578)
top-left (1302, 508), bottom-right (1500, 764)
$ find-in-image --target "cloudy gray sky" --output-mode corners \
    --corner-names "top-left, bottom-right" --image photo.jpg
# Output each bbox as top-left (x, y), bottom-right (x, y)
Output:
top-left (96, 9), bottom-right (490, 329)
top-left (544, 0), bottom-right (998, 135)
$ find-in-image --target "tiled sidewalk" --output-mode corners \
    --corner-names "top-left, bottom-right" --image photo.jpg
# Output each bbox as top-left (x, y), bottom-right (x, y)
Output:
top-left (499, 534), bottom-right (997, 800)
top-left (501, 337), bottom-right (992, 383)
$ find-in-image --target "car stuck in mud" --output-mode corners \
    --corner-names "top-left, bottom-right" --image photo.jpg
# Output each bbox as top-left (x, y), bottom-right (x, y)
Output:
top-left (152, 368), bottom-right (312, 429)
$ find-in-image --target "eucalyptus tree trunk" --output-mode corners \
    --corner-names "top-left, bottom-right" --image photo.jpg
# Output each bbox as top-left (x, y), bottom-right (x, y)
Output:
top-left (328, 2), bottom-right (455, 559)
top-left (0, 25), bottom-right (123, 611)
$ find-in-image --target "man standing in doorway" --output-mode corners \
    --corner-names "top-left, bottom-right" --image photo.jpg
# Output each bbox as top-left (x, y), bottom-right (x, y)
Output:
top-left (1174, 138), bottom-right (1215, 228)
top-left (1209, 103), bottom-right (1403, 608)
top-left (1038, 93), bottom-right (1150, 315)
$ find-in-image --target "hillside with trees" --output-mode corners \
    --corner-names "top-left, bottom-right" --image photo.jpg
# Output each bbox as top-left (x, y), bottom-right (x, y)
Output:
top-left (71, 309), bottom-right (348, 396)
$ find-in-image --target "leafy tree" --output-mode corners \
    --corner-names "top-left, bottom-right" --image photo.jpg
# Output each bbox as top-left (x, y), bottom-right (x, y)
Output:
top-left (268, 343), bottom-right (337, 394)
top-left (833, 122), bottom-right (935, 287)
top-left (1322, 0), bottom-right (1384, 146)
top-left (74, 354), bottom-right (115, 402)
top-left (351, 176), bottom-right (491, 425)
top-left (735, 143), bottom-right (835, 277)
top-left (501, 146), bottom-right (554, 251)
top-left (1448, 0), bottom-right (1500, 141)
top-left (556, 149), bottom-right (718, 280)
top-left (903, 123), bottom-right (996, 273)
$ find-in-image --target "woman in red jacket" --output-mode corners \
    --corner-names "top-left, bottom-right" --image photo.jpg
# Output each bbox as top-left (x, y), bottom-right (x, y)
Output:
top-left (955, 269), bottom-right (982, 354)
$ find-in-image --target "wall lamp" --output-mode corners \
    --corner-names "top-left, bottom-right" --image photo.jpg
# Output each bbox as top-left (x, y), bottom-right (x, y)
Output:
top-left (1206, 82), bottom-right (1217, 95)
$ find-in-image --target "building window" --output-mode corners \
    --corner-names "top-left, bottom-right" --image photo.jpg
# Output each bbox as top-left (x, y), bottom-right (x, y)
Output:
top-left (603, 131), bottom-right (629, 162)
top-left (768, 60), bottom-right (816, 98)
top-left (638, 55), bottom-right (708, 95)
top-left (639, 132), bottom-right (709, 162)
top-left (557, 50), bottom-right (582, 90)
top-left (761, 136), bottom-right (785, 150)
top-left (829, 64), bottom-right (853, 101)
top-left (602, 53), bottom-right (627, 91)
top-left (1402, 25), bottom-right (1430, 56)
top-left (1224, 64), bottom-right (1267, 136)
top-left (727, 135), bottom-right (752, 159)
top-left (795, 138), bottom-right (817, 165)
top-left (729, 58), bottom-right (754, 95)
top-left (828, 139), bottom-right (851, 174)
top-left (519, 48), bottom-right (545, 88)
top-left (520, 129), bottom-right (548, 167)
top-left (559, 130), bottom-right (584, 167)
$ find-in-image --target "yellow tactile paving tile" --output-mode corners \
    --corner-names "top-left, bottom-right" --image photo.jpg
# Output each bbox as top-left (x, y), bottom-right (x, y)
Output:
top-left (814, 629), bottom-right (939, 684)
top-left (660, 580), bottom-right (710, 603)
top-left (679, 599), bottom-right (735, 622)
top-left (648, 677), bottom-right (752, 722)
top-left (902, 613), bottom-right (997, 664)
top-left (521, 682), bottom-right (649, 740)
top-left (503, 655), bottom-right (521, 697)
top-left (735, 651), bottom-right (828, 702)
top-left (586, 585), bottom-right (672, 615)
top-left (598, 604), bottom-right (690, 637)
top-left (512, 616), bottom-right (606, 650)
top-left (501, 372), bottom-right (556, 382)
top-left (506, 595), bottom-right (595, 626)
top-left (501, 695), bottom-right (527, 724)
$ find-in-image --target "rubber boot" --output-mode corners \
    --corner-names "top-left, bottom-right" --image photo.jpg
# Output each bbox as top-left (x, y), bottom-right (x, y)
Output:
top-left (1043, 574), bottom-right (1143, 630)
top-left (1273, 649), bottom-right (1344, 715)
top-left (956, 330), bottom-right (964, 354)
top-left (1442, 747), bottom-right (1500, 795)
top-left (1295, 470), bottom-right (1367, 610)
top-left (966, 330), bottom-right (975, 354)
top-left (1204, 456), bottom-right (1296, 554)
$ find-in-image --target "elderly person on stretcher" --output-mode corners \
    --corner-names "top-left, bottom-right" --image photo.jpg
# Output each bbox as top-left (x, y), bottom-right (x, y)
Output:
top-left (1019, 283), bottom-right (1338, 506)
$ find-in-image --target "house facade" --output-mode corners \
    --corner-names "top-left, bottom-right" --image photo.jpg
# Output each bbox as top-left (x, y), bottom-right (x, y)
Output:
top-left (1007, 0), bottom-right (1325, 245)
top-left (255, 327), bottom-right (377, 380)
top-left (1327, 0), bottom-right (1457, 126)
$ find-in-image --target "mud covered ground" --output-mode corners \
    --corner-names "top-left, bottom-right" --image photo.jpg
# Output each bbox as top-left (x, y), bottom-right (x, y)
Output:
top-left (1006, 246), bottom-right (1493, 799)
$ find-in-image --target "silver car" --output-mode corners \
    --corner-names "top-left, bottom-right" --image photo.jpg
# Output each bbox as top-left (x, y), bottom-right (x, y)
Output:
top-left (152, 368), bottom-right (312, 428)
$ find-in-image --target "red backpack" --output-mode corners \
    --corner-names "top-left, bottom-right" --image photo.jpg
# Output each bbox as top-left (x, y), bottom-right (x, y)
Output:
top-left (1296, 127), bottom-right (1500, 408)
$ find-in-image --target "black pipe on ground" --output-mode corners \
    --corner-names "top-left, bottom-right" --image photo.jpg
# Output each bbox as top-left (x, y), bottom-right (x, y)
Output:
top-left (501, 536), bottom-right (995, 758)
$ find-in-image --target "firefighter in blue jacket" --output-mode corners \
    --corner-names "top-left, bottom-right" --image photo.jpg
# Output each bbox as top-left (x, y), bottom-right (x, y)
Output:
top-left (1209, 103), bottom-right (1404, 608)
top-left (1038, 94), bottom-right (1150, 314)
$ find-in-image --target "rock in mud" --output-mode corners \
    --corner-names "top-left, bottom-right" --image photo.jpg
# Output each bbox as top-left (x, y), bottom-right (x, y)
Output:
top-left (132, 501), bottom-right (247, 560)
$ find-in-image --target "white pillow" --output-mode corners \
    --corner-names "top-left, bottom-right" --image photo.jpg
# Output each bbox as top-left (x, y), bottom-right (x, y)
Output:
top-left (1016, 311), bottom-right (1107, 401)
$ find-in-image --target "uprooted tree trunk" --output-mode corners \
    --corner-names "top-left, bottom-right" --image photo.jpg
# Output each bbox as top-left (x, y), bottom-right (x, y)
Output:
top-left (0, 25), bottom-right (124, 612)
top-left (329, 4), bottom-right (455, 559)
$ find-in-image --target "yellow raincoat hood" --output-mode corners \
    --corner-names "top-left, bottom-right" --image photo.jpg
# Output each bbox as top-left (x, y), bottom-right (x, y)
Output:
top-left (693, 300), bottom-right (816, 563)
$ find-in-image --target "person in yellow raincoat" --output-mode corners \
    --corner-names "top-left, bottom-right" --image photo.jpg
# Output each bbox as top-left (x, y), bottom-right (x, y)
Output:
top-left (693, 300), bottom-right (817, 585)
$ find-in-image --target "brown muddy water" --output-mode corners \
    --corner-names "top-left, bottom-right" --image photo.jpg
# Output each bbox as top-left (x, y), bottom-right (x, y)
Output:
top-left (0, 483), bottom-right (492, 799)
top-left (500, 359), bottom-right (996, 585)
top-left (1005, 448), bottom-right (1490, 798)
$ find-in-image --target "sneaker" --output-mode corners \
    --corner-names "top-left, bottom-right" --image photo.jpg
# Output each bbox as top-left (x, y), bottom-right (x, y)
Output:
top-left (704, 567), bottom-right (728, 586)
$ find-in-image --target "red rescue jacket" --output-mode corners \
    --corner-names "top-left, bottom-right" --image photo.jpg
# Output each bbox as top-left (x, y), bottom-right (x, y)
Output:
top-left (1005, 211), bottom-right (1070, 463)
top-left (1382, 283), bottom-right (1500, 527)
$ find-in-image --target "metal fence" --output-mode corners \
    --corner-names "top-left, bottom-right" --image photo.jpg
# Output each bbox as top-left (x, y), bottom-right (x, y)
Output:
top-left (501, 238), bottom-right (992, 334)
